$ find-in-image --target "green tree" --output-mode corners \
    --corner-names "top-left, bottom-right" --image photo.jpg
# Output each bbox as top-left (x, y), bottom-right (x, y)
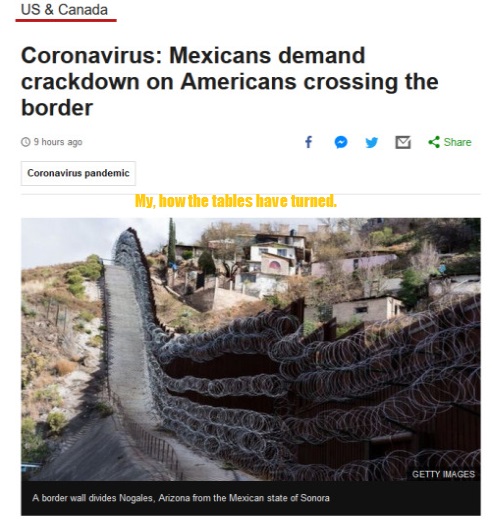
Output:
top-left (167, 218), bottom-right (177, 267)
top-left (199, 221), bottom-right (253, 278)
top-left (198, 250), bottom-right (216, 275)
top-left (398, 268), bottom-right (425, 309)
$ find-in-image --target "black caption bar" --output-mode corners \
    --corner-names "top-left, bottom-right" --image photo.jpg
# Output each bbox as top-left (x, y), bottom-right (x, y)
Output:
top-left (22, 481), bottom-right (480, 516)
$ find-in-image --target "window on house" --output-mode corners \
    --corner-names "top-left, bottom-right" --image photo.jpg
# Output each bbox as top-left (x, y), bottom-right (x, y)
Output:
top-left (355, 306), bottom-right (368, 314)
top-left (277, 249), bottom-right (287, 257)
top-left (258, 248), bottom-right (268, 254)
top-left (353, 258), bottom-right (360, 270)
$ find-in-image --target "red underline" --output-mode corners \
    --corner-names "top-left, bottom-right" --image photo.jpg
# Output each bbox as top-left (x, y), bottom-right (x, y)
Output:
top-left (15, 19), bottom-right (117, 23)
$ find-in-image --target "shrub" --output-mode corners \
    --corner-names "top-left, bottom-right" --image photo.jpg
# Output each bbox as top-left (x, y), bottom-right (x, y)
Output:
top-left (369, 227), bottom-right (395, 247)
top-left (21, 417), bottom-right (49, 462)
top-left (264, 295), bottom-right (283, 308)
top-left (34, 385), bottom-right (63, 407)
top-left (22, 352), bottom-right (47, 388)
top-left (66, 269), bottom-right (84, 285)
top-left (77, 264), bottom-right (101, 281)
top-left (54, 359), bottom-right (77, 376)
top-left (88, 334), bottom-right (103, 348)
top-left (77, 255), bottom-right (102, 280)
top-left (86, 254), bottom-right (101, 264)
top-left (68, 282), bottom-right (85, 298)
top-left (21, 303), bottom-right (37, 317)
top-left (22, 416), bottom-right (36, 436)
top-left (336, 317), bottom-right (362, 338)
top-left (95, 401), bottom-right (114, 417)
top-left (303, 320), bottom-right (319, 336)
top-left (65, 256), bottom-right (102, 296)
top-left (46, 411), bottom-right (66, 435)
top-left (79, 310), bottom-right (94, 322)
top-left (66, 268), bottom-right (85, 297)
top-left (73, 321), bottom-right (86, 332)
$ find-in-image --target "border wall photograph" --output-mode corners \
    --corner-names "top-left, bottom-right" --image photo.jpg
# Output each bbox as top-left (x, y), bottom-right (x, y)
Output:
top-left (21, 218), bottom-right (480, 483)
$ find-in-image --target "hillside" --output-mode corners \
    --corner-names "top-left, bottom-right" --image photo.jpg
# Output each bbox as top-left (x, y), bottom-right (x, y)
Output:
top-left (21, 254), bottom-right (269, 467)
top-left (21, 256), bottom-right (107, 466)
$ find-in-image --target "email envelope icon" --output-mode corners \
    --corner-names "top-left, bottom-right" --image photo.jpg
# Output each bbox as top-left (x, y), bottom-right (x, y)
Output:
top-left (395, 136), bottom-right (412, 149)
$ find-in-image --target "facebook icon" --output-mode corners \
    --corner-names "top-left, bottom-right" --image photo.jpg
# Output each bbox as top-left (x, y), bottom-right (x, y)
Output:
top-left (305, 135), bottom-right (312, 148)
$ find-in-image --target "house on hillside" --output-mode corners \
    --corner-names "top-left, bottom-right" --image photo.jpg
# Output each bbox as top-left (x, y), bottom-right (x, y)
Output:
top-left (247, 242), bottom-right (297, 272)
top-left (239, 229), bottom-right (312, 267)
top-left (234, 272), bottom-right (289, 299)
top-left (341, 251), bottom-right (398, 273)
top-left (428, 275), bottom-right (481, 298)
top-left (260, 253), bottom-right (295, 276)
top-left (200, 226), bottom-right (313, 298)
top-left (312, 251), bottom-right (397, 276)
top-left (332, 296), bottom-right (405, 324)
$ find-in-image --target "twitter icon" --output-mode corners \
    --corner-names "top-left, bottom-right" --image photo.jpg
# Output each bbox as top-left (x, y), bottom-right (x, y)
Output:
top-left (366, 137), bottom-right (378, 148)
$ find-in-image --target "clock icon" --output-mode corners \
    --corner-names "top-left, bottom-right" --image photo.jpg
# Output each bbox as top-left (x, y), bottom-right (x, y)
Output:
top-left (21, 137), bottom-right (31, 147)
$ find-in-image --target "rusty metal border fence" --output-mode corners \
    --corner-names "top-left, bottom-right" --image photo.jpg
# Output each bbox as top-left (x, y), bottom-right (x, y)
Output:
top-left (110, 228), bottom-right (480, 481)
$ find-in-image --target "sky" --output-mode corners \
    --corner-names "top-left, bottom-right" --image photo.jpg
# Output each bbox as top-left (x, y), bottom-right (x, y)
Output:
top-left (21, 217), bottom-right (324, 268)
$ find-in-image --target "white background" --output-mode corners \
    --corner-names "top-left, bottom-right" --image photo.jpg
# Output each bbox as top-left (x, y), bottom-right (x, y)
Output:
top-left (2, 1), bottom-right (500, 522)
